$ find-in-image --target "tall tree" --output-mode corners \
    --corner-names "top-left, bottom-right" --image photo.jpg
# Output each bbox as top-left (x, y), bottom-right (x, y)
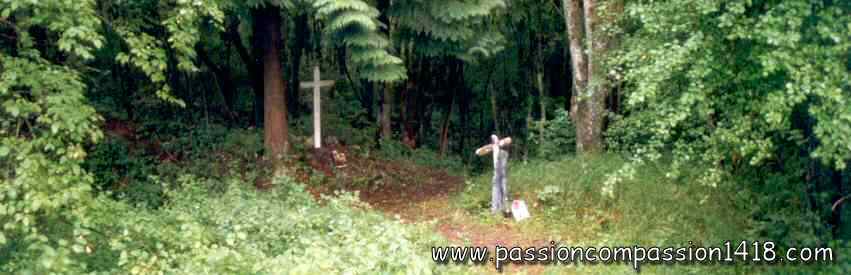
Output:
top-left (255, 4), bottom-right (289, 157)
top-left (377, 0), bottom-right (394, 140)
top-left (389, 0), bottom-right (506, 146)
top-left (562, 0), bottom-right (622, 153)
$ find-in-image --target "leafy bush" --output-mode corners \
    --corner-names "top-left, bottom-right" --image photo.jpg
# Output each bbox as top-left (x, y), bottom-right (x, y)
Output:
top-left (73, 173), bottom-right (458, 274)
top-left (1, 55), bottom-right (104, 274)
top-left (536, 184), bottom-right (563, 210)
top-left (377, 139), bottom-right (465, 174)
top-left (220, 128), bottom-right (264, 160)
top-left (85, 137), bottom-right (134, 190)
top-left (83, 136), bottom-right (166, 208)
top-left (604, 111), bottom-right (658, 153)
top-left (530, 108), bottom-right (576, 160)
top-left (292, 93), bottom-right (378, 148)
top-left (83, 126), bottom-right (262, 209)
top-left (458, 155), bottom-right (761, 273)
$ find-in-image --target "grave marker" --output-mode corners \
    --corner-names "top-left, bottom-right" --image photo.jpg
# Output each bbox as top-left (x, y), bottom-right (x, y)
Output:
top-left (476, 135), bottom-right (513, 214)
top-left (299, 66), bottom-right (335, 148)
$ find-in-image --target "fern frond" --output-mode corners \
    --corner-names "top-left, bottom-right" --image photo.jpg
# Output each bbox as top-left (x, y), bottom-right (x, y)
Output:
top-left (324, 10), bottom-right (379, 32)
top-left (313, 0), bottom-right (407, 82)
top-left (315, 0), bottom-right (374, 15)
top-left (392, 0), bottom-right (506, 59)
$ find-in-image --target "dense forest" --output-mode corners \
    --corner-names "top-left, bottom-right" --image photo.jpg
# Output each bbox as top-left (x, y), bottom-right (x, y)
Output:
top-left (1, 0), bottom-right (849, 274)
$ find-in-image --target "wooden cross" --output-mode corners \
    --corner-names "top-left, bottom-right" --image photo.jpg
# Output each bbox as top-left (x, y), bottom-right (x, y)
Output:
top-left (299, 66), bottom-right (335, 149)
top-left (475, 135), bottom-right (513, 157)
top-left (476, 135), bottom-right (512, 213)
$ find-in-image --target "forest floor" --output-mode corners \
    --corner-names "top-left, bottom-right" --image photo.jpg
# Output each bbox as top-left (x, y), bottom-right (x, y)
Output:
top-left (307, 151), bottom-right (570, 274)
top-left (95, 121), bottom-right (831, 274)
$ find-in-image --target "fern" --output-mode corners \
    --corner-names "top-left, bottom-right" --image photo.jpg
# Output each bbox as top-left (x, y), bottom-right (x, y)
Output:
top-left (392, 0), bottom-right (506, 58)
top-left (313, 0), bottom-right (407, 82)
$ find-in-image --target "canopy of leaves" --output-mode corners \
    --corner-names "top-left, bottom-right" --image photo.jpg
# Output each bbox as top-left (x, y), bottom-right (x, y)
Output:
top-left (1, 1), bottom-right (104, 272)
top-left (392, 0), bottom-right (507, 60)
top-left (611, 0), bottom-right (850, 185)
top-left (313, 0), bottom-right (407, 82)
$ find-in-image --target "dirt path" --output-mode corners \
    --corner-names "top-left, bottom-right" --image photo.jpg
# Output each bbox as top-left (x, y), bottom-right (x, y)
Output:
top-left (377, 191), bottom-right (554, 274)
top-left (311, 154), bottom-right (557, 274)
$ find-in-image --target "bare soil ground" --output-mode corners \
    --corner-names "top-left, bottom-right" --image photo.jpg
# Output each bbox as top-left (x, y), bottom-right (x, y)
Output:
top-left (307, 150), bottom-right (558, 274)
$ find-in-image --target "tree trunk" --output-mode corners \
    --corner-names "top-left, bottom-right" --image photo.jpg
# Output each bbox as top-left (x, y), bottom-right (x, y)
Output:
top-left (458, 87), bottom-right (469, 155)
top-left (537, 72), bottom-right (546, 147)
top-left (195, 44), bottom-right (236, 119)
top-left (578, 0), bottom-right (604, 153)
top-left (563, 0), bottom-right (587, 120)
top-left (401, 79), bottom-right (418, 149)
top-left (439, 89), bottom-right (455, 157)
top-left (377, 0), bottom-right (393, 141)
top-left (457, 63), bottom-right (469, 155)
top-left (381, 83), bottom-right (393, 139)
top-left (525, 91), bottom-right (533, 160)
top-left (229, 13), bottom-right (264, 127)
top-left (288, 13), bottom-right (309, 118)
top-left (361, 80), bottom-right (375, 119)
top-left (490, 82), bottom-right (499, 135)
top-left (256, 6), bottom-right (288, 157)
top-left (563, 0), bottom-right (596, 153)
top-left (562, 0), bottom-right (621, 154)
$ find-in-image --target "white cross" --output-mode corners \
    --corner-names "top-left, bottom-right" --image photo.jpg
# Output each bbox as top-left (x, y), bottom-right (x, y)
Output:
top-left (299, 66), bottom-right (335, 149)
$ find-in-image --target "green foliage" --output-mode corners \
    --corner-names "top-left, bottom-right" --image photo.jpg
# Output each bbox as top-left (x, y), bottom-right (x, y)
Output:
top-left (605, 110), bottom-right (657, 153)
top-left (83, 122), bottom-right (265, 209)
top-left (458, 155), bottom-right (763, 274)
top-left (614, 0), bottom-right (850, 177)
top-left (83, 136), bottom-right (163, 208)
top-left (78, 173), bottom-right (455, 274)
top-left (607, 0), bottom-right (851, 253)
top-left (0, 57), bottom-right (103, 274)
top-left (314, 0), bottom-right (407, 82)
top-left (2, 0), bottom-right (103, 59)
top-left (6, 113), bottom-right (461, 273)
top-left (378, 139), bottom-right (465, 174)
top-left (1, 1), bottom-right (106, 270)
top-left (293, 92), bottom-right (378, 148)
top-left (4, 0), bottom-right (848, 273)
top-left (391, 0), bottom-right (507, 60)
top-left (112, 0), bottom-right (224, 106)
top-left (530, 108), bottom-right (576, 160)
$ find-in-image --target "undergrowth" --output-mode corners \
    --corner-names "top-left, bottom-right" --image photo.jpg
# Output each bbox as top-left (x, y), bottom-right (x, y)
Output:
top-left (5, 112), bottom-right (469, 274)
top-left (376, 138), bottom-right (466, 175)
top-left (457, 155), bottom-right (850, 274)
top-left (4, 161), bottom-right (467, 274)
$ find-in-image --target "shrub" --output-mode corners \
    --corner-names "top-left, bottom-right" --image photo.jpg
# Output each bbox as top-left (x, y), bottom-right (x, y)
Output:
top-left (378, 139), bottom-right (465, 174)
top-left (292, 92), bottom-right (378, 148)
top-left (530, 108), bottom-right (576, 160)
top-left (31, 171), bottom-right (464, 274)
top-left (1, 58), bottom-right (105, 274)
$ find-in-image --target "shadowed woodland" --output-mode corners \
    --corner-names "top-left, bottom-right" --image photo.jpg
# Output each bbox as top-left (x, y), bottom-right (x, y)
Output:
top-left (1, 0), bottom-right (850, 274)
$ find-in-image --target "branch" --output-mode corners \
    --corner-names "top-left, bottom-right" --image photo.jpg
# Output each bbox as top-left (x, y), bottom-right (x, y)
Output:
top-left (223, 17), bottom-right (256, 74)
top-left (195, 44), bottom-right (223, 76)
top-left (336, 46), bottom-right (358, 89)
top-left (833, 194), bottom-right (851, 213)
top-left (551, 0), bottom-right (564, 17)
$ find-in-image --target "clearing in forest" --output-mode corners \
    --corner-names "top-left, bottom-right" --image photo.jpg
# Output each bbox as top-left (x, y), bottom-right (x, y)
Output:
top-left (310, 152), bottom-right (579, 274)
